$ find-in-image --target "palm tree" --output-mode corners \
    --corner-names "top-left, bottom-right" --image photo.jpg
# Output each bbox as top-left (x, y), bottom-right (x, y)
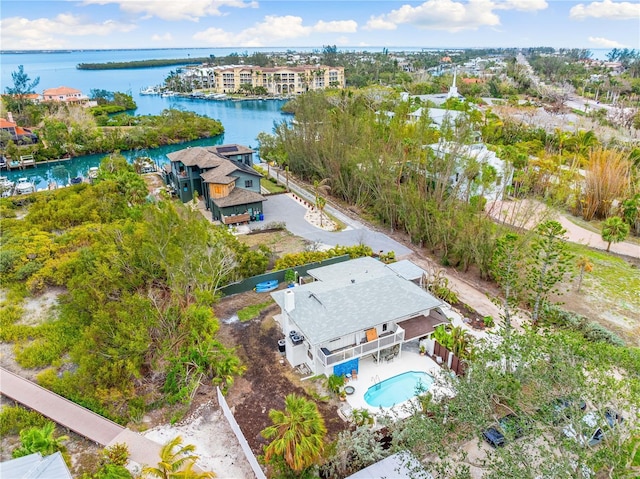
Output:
top-left (261, 393), bottom-right (327, 473)
top-left (142, 436), bottom-right (215, 479)
top-left (601, 216), bottom-right (630, 252)
top-left (313, 178), bottom-right (331, 227)
top-left (575, 256), bottom-right (593, 292)
top-left (12, 422), bottom-right (69, 458)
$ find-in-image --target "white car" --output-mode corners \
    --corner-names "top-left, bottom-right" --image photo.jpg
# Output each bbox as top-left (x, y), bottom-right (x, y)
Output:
top-left (563, 409), bottom-right (622, 447)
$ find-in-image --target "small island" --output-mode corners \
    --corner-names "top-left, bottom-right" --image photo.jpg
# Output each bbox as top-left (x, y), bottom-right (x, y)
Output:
top-left (77, 57), bottom-right (212, 70)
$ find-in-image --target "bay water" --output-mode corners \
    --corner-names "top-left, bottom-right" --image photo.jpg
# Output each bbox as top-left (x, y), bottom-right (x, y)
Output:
top-left (1, 49), bottom-right (292, 189)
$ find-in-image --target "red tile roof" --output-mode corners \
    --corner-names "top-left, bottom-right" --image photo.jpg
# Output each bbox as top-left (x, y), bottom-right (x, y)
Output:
top-left (43, 86), bottom-right (82, 96)
top-left (0, 118), bottom-right (17, 128)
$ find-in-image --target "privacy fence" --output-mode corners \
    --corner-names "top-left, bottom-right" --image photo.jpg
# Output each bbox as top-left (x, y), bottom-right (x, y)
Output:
top-left (219, 254), bottom-right (350, 296)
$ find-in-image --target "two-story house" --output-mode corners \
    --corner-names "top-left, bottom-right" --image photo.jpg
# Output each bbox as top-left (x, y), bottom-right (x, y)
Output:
top-left (0, 117), bottom-right (38, 145)
top-left (42, 86), bottom-right (90, 104)
top-left (166, 145), bottom-right (265, 224)
top-left (271, 257), bottom-right (448, 378)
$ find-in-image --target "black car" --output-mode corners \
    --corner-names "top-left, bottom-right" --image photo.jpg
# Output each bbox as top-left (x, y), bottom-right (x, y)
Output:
top-left (482, 414), bottom-right (527, 448)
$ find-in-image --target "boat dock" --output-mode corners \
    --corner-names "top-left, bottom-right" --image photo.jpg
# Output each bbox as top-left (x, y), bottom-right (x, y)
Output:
top-left (5, 156), bottom-right (74, 171)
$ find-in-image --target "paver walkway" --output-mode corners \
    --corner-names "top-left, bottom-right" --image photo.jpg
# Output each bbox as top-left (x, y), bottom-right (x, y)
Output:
top-left (0, 367), bottom-right (162, 467)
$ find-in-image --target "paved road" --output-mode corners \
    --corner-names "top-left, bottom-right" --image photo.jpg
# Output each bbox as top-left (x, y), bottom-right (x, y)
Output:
top-left (257, 166), bottom-right (411, 256)
top-left (255, 165), bottom-right (510, 322)
top-left (487, 199), bottom-right (639, 259)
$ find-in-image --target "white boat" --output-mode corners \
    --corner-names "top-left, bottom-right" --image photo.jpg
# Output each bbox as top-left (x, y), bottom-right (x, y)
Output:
top-left (161, 91), bottom-right (176, 98)
top-left (135, 157), bottom-right (157, 174)
top-left (88, 167), bottom-right (99, 180)
top-left (140, 86), bottom-right (159, 95)
top-left (0, 176), bottom-right (14, 197)
top-left (14, 177), bottom-right (35, 195)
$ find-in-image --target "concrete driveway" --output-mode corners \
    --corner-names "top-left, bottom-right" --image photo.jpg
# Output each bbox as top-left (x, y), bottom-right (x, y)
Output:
top-left (256, 193), bottom-right (411, 257)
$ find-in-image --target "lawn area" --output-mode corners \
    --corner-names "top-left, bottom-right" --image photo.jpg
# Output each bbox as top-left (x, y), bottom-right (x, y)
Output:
top-left (560, 242), bottom-right (640, 345)
top-left (260, 178), bottom-right (287, 194)
top-left (237, 299), bottom-right (274, 322)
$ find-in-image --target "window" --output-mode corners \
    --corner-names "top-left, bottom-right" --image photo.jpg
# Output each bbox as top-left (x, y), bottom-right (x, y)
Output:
top-left (244, 180), bottom-right (253, 188)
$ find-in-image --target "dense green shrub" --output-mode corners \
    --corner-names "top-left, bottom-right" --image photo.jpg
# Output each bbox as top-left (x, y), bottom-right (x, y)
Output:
top-left (274, 244), bottom-right (373, 270)
top-left (0, 406), bottom-right (51, 436)
top-left (541, 304), bottom-right (625, 346)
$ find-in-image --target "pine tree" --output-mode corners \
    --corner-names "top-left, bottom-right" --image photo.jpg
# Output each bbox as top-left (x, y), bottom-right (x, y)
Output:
top-left (525, 220), bottom-right (574, 323)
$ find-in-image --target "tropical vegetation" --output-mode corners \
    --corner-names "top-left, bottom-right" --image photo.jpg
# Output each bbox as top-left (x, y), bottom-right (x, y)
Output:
top-left (0, 155), bottom-right (271, 423)
top-left (261, 393), bottom-right (327, 476)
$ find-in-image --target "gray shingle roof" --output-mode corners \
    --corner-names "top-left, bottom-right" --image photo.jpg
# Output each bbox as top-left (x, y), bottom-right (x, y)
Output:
top-left (166, 146), bottom-right (225, 168)
top-left (307, 256), bottom-right (388, 284)
top-left (272, 268), bottom-right (442, 345)
top-left (200, 161), bottom-right (241, 184)
top-left (386, 259), bottom-right (427, 282)
top-left (213, 188), bottom-right (265, 208)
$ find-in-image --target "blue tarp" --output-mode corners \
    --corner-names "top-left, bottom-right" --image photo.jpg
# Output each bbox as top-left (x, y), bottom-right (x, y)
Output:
top-left (333, 358), bottom-right (359, 378)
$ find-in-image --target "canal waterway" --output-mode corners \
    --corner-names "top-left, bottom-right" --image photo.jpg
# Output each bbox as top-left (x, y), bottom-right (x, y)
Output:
top-left (1, 49), bottom-right (292, 189)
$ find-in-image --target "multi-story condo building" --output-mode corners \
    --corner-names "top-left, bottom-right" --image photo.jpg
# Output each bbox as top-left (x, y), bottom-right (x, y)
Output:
top-left (181, 64), bottom-right (345, 95)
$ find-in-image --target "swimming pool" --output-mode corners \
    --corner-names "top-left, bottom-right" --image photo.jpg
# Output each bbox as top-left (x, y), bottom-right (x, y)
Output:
top-left (364, 371), bottom-right (434, 408)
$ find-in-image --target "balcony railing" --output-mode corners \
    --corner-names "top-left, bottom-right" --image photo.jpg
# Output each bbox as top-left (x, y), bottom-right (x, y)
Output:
top-left (317, 329), bottom-right (405, 367)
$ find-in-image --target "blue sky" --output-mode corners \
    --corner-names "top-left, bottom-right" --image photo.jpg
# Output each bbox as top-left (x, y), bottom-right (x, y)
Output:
top-left (1, 0), bottom-right (638, 51)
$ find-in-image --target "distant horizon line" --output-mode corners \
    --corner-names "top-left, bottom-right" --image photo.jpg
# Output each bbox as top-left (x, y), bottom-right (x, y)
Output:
top-left (1, 45), bottom-right (613, 54)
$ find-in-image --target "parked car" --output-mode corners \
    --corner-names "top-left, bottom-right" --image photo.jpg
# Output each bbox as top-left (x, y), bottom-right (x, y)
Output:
top-left (482, 414), bottom-right (529, 448)
top-left (550, 397), bottom-right (587, 424)
top-left (563, 408), bottom-right (623, 447)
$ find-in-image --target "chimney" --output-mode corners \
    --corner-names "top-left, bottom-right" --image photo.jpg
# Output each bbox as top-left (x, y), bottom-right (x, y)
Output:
top-left (284, 289), bottom-right (295, 312)
top-left (7, 112), bottom-right (14, 123)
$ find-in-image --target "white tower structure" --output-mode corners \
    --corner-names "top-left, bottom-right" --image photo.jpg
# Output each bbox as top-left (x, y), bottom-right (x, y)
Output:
top-left (447, 67), bottom-right (459, 99)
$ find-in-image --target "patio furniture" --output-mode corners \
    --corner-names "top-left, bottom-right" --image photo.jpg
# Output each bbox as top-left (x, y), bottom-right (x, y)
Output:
top-left (351, 369), bottom-right (358, 380)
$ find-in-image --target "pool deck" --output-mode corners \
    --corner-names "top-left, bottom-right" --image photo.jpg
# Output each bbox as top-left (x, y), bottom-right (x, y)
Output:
top-left (342, 340), bottom-right (446, 418)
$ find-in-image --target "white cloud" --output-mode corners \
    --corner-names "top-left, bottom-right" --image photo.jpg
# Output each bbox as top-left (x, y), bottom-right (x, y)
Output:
top-left (570, 0), bottom-right (640, 20)
top-left (313, 20), bottom-right (358, 33)
top-left (192, 27), bottom-right (234, 45)
top-left (364, 0), bottom-right (547, 32)
top-left (363, 17), bottom-right (397, 31)
top-left (193, 15), bottom-right (357, 46)
top-left (0, 14), bottom-right (136, 50)
top-left (81, 0), bottom-right (258, 22)
top-left (494, 0), bottom-right (548, 10)
top-left (151, 32), bottom-right (173, 42)
top-left (588, 36), bottom-right (629, 48)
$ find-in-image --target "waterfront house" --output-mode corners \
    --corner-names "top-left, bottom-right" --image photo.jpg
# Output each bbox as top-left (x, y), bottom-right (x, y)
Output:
top-left (271, 257), bottom-right (447, 377)
top-left (166, 145), bottom-right (265, 224)
top-left (42, 86), bottom-right (90, 105)
top-left (0, 117), bottom-right (38, 145)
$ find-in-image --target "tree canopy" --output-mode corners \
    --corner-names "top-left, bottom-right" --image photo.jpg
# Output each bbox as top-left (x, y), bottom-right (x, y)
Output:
top-left (0, 159), bottom-right (268, 422)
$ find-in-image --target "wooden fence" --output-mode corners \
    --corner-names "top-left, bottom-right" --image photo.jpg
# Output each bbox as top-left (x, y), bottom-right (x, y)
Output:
top-left (432, 341), bottom-right (467, 376)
